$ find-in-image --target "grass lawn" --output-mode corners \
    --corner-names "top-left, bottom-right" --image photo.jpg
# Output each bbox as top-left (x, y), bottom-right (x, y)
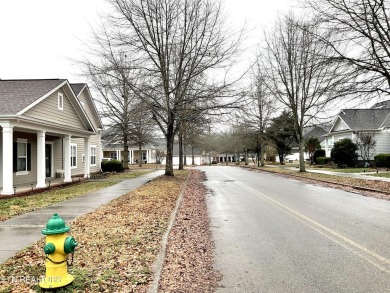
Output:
top-left (256, 166), bottom-right (390, 195)
top-left (368, 172), bottom-right (390, 178)
top-left (307, 167), bottom-right (378, 173)
top-left (0, 170), bottom-right (189, 292)
top-left (0, 170), bottom-right (153, 222)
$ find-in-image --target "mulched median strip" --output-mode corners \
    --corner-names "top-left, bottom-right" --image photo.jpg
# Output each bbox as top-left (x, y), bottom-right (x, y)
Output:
top-left (157, 169), bottom-right (221, 293)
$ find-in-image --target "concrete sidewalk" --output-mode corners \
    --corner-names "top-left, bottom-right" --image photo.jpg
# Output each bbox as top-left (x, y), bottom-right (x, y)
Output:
top-left (0, 170), bottom-right (164, 264)
top-left (306, 168), bottom-right (390, 182)
top-left (265, 165), bottom-right (390, 182)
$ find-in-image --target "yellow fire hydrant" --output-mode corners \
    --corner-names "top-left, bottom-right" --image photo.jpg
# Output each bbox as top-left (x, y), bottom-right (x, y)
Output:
top-left (39, 213), bottom-right (78, 289)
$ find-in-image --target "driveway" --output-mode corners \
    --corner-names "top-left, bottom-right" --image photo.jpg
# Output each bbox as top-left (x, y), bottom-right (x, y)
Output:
top-left (200, 166), bottom-right (390, 292)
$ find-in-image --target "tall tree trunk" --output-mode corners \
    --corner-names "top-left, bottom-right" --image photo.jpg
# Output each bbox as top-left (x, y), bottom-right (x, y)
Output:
top-left (165, 117), bottom-right (175, 176)
top-left (192, 146), bottom-right (195, 165)
top-left (183, 143), bottom-right (187, 166)
top-left (123, 132), bottom-right (129, 169)
top-left (138, 142), bottom-right (142, 167)
top-left (178, 131), bottom-right (183, 170)
top-left (299, 139), bottom-right (306, 172)
top-left (260, 141), bottom-right (265, 167)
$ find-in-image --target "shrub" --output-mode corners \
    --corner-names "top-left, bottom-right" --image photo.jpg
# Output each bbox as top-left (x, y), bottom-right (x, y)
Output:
top-left (315, 157), bottom-right (331, 165)
top-left (374, 154), bottom-right (390, 167)
top-left (313, 149), bottom-right (325, 163)
top-left (330, 138), bottom-right (358, 167)
top-left (101, 160), bottom-right (124, 172)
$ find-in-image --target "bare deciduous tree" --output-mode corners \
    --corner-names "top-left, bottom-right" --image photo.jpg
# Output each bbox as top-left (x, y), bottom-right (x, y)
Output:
top-left (260, 13), bottom-right (350, 172)
top-left (105, 0), bottom-right (243, 176)
top-left (244, 65), bottom-right (275, 166)
top-left (82, 52), bottom-right (138, 169)
top-left (355, 132), bottom-right (376, 164)
top-left (306, 0), bottom-right (390, 95)
top-left (127, 100), bottom-right (155, 166)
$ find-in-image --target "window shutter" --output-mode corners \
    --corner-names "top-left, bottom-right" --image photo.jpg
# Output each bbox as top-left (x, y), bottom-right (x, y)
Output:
top-left (27, 143), bottom-right (32, 171)
top-left (13, 142), bottom-right (17, 172)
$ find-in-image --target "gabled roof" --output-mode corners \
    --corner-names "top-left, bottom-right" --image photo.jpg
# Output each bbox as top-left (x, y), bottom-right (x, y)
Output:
top-left (0, 79), bottom-right (66, 115)
top-left (0, 79), bottom-right (103, 133)
top-left (70, 83), bottom-right (104, 129)
top-left (370, 100), bottom-right (390, 109)
top-left (70, 83), bottom-right (86, 96)
top-left (334, 109), bottom-right (390, 131)
top-left (303, 126), bottom-right (328, 142)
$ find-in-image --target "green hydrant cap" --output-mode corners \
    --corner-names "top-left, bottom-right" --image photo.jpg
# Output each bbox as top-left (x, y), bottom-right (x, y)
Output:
top-left (41, 213), bottom-right (70, 235)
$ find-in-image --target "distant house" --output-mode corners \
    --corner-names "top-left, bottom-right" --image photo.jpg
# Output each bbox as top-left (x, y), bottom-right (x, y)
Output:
top-left (102, 134), bottom-right (210, 165)
top-left (0, 79), bottom-right (103, 195)
top-left (323, 100), bottom-right (390, 160)
top-left (285, 125), bottom-right (329, 162)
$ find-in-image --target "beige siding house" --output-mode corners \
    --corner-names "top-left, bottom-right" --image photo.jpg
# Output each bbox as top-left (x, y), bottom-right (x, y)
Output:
top-left (0, 79), bottom-right (103, 195)
top-left (323, 101), bottom-right (390, 161)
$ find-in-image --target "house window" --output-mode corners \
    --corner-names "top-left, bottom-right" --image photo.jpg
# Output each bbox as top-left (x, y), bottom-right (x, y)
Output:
top-left (70, 144), bottom-right (77, 168)
top-left (17, 142), bottom-right (28, 172)
top-left (58, 93), bottom-right (63, 110)
top-left (13, 139), bottom-right (31, 174)
top-left (90, 146), bottom-right (96, 166)
top-left (110, 152), bottom-right (117, 160)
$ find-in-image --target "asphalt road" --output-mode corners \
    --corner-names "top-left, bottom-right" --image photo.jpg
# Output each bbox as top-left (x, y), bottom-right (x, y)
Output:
top-left (199, 166), bottom-right (390, 293)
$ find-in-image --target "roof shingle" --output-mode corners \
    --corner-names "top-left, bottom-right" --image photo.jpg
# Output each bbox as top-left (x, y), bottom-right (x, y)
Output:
top-left (339, 109), bottom-right (390, 130)
top-left (0, 79), bottom-right (66, 115)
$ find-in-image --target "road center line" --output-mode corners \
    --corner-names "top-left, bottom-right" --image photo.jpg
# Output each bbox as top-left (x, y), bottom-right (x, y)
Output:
top-left (218, 171), bottom-right (390, 274)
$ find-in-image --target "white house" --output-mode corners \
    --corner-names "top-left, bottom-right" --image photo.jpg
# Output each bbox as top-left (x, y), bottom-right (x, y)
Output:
top-left (323, 100), bottom-right (390, 159)
top-left (0, 79), bottom-right (103, 195)
top-left (285, 125), bottom-right (329, 162)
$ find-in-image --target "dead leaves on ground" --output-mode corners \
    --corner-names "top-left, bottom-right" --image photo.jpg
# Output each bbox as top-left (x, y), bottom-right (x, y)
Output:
top-left (158, 170), bottom-right (221, 293)
top-left (0, 171), bottom-right (189, 292)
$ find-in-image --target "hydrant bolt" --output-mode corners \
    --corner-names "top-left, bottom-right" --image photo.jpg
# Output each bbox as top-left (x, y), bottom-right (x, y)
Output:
top-left (64, 236), bottom-right (78, 254)
top-left (43, 243), bottom-right (55, 255)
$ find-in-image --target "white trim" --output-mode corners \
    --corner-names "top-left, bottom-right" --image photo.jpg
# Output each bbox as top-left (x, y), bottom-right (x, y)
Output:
top-left (1, 124), bottom-right (14, 195)
top-left (70, 143), bottom-right (77, 169)
top-left (16, 80), bottom-right (68, 115)
top-left (73, 84), bottom-right (87, 97)
top-left (16, 138), bottom-right (27, 143)
top-left (83, 85), bottom-right (104, 129)
top-left (58, 92), bottom-right (64, 111)
top-left (16, 140), bottom-right (28, 173)
top-left (90, 145), bottom-right (97, 166)
top-left (36, 130), bottom-right (47, 188)
top-left (16, 171), bottom-right (28, 176)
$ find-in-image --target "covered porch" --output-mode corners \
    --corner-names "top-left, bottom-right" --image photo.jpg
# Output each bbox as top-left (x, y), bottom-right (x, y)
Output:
top-left (0, 120), bottom-right (93, 195)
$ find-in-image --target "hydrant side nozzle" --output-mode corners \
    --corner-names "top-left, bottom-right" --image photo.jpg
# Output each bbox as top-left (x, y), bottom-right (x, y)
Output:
top-left (64, 236), bottom-right (78, 254)
top-left (43, 243), bottom-right (55, 255)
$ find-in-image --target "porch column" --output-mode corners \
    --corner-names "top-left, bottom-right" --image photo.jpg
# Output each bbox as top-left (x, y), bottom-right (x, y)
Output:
top-left (1, 123), bottom-right (14, 195)
top-left (84, 137), bottom-right (90, 178)
top-left (64, 135), bottom-right (72, 182)
top-left (36, 130), bottom-right (46, 188)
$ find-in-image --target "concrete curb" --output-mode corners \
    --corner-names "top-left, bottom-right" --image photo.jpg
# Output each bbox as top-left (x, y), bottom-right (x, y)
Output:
top-left (244, 166), bottom-right (390, 195)
top-left (147, 173), bottom-right (190, 293)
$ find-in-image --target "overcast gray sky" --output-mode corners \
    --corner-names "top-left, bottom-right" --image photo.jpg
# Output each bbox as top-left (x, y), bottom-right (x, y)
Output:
top-left (0, 0), bottom-right (293, 83)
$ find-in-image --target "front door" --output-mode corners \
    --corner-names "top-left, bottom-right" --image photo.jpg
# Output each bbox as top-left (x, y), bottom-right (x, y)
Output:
top-left (45, 144), bottom-right (52, 177)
